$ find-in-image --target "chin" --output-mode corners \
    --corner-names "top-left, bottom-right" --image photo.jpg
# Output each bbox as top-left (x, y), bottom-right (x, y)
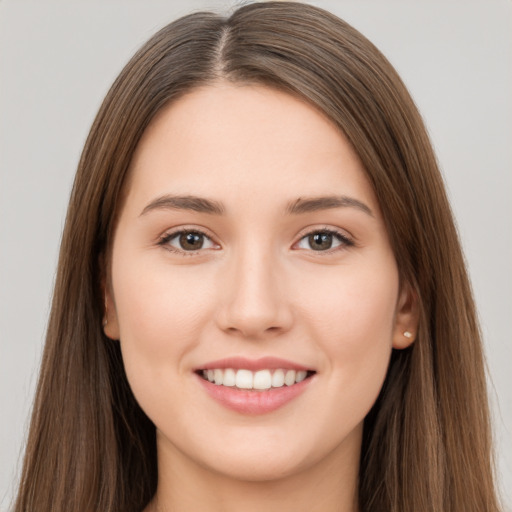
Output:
top-left (202, 449), bottom-right (314, 483)
top-left (179, 423), bottom-right (361, 484)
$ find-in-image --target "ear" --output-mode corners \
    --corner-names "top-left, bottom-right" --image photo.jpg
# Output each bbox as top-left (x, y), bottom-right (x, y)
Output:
top-left (102, 280), bottom-right (120, 341)
top-left (392, 281), bottom-right (420, 349)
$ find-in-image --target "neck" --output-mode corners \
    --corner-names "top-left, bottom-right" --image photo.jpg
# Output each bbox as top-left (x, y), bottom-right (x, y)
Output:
top-left (146, 428), bottom-right (361, 512)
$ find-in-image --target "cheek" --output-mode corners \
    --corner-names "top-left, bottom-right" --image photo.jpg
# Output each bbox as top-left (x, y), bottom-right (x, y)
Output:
top-left (294, 257), bottom-right (398, 390)
top-left (110, 255), bottom-right (216, 388)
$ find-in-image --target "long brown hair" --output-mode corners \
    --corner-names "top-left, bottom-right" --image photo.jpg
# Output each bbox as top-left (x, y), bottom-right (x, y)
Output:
top-left (14, 2), bottom-right (500, 511)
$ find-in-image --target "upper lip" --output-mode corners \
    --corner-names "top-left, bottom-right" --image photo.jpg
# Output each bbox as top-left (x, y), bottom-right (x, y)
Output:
top-left (197, 356), bottom-right (313, 372)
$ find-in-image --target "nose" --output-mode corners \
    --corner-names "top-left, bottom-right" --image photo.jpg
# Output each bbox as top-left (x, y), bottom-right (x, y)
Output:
top-left (215, 246), bottom-right (293, 339)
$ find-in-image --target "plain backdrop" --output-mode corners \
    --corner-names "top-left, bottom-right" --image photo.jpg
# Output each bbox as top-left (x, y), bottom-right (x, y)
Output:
top-left (0, 0), bottom-right (511, 510)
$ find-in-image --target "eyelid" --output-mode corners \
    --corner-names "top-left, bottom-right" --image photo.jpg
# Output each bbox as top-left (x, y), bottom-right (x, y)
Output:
top-left (157, 226), bottom-right (221, 254)
top-left (155, 224), bottom-right (354, 256)
top-left (292, 226), bottom-right (355, 253)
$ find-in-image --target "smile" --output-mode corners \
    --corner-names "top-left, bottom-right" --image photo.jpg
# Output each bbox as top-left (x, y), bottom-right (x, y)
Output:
top-left (200, 368), bottom-right (313, 390)
top-left (195, 358), bottom-right (316, 414)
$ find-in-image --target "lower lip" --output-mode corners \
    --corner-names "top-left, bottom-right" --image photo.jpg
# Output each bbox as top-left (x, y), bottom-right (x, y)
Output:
top-left (196, 374), bottom-right (313, 415)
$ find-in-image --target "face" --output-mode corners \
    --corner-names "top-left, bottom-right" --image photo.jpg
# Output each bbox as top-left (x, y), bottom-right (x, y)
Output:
top-left (105, 83), bottom-right (417, 482)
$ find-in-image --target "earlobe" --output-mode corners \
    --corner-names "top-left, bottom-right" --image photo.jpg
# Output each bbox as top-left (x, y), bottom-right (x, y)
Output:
top-left (100, 252), bottom-right (120, 340)
top-left (392, 282), bottom-right (420, 349)
top-left (102, 285), bottom-right (120, 340)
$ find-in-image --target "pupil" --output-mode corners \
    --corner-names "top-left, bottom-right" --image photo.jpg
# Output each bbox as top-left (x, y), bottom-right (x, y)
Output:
top-left (180, 232), bottom-right (203, 250)
top-left (309, 232), bottom-right (332, 250)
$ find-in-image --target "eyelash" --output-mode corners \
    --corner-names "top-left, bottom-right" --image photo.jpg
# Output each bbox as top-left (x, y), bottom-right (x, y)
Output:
top-left (294, 228), bottom-right (355, 254)
top-left (157, 227), bottom-right (216, 256)
top-left (157, 227), bottom-right (354, 255)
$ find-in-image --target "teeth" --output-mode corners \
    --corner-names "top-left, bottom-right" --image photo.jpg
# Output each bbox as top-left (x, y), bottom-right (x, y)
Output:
top-left (271, 369), bottom-right (285, 388)
top-left (236, 369), bottom-right (253, 389)
top-left (296, 370), bottom-right (307, 382)
top-left (201, 368), bottom-right (311, 390)
top-left (214, 369), bottom-right (223, 385)
top-left (253, 370), bottom-right (272, 390)
top-left (284, 370), bottom-right (296, 386)
top-left (223, 368), bottom-right (236, 387)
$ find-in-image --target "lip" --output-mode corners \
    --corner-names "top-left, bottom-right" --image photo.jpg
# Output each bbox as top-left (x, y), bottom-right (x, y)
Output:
top-left (197, 356), bottom-right (312, 372)
top-left (196, 374), bottom-right (314, 414)
top-left (195, 357), bottom-right (316, 415)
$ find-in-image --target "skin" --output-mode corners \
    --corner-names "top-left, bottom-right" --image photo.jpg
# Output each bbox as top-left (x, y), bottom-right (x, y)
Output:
top-left (104, 83), bottom-right (418, 512)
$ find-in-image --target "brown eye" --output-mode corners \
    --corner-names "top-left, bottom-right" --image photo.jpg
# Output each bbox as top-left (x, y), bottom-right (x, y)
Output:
top-left (161, 230), bottom-right (217, 252)
top-left (179, 232), bottom-right (205, 250)
top-left (295, 230), bottom-right (353, 252)
top-left (308, 232), bottom-right (334, 251)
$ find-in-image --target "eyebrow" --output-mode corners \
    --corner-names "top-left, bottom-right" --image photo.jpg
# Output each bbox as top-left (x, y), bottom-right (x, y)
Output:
top-left (140, 193), bottom-right (373, 218)
top-left (140, 194), bottom-right (225, 216)
top-left (286, 195), bottom-right (373, 216)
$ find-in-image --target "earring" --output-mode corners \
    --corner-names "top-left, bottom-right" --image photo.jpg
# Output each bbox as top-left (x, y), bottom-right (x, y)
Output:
top-left (403, 331), bottom-right (413, 339)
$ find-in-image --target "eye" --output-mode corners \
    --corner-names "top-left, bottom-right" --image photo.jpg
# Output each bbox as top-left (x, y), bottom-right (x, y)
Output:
top-left (159, 229), bottom-right (218, 253)
top-left (295, 230), bottom-right (353, 252)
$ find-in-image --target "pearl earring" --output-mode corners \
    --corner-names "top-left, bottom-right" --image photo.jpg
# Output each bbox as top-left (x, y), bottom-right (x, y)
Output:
top-left (403, 331), bottom-right (412, 339)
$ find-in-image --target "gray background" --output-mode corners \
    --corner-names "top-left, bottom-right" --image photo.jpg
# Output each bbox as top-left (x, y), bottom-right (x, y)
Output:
top-left (1, 1), bottom-right (510, 510)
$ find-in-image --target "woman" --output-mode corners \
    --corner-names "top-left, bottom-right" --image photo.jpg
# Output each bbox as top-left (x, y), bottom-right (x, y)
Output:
top-left (13, 2), bottom-right (501, 511)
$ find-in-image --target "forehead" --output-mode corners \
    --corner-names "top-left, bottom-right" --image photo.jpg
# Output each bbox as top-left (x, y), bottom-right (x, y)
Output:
top-left (124, 82), bottom-right (379, 215)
